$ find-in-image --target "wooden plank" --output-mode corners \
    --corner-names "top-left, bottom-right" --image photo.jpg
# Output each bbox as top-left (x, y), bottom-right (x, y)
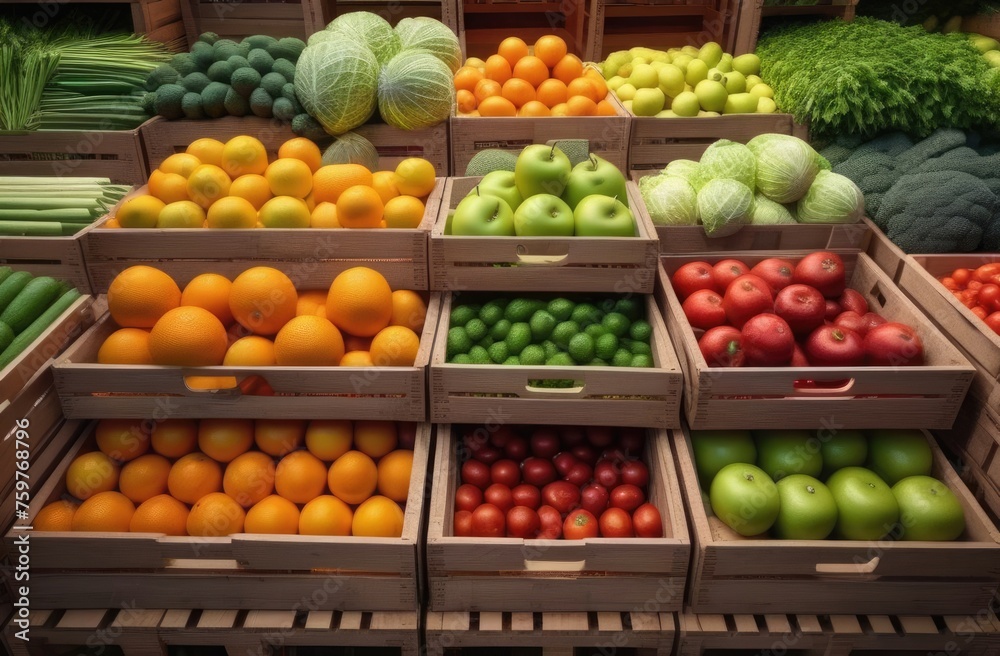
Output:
top-left (866, 615), bottom-right (897, 634)
top-left (541, 613), bottom-right (589, 633)
top-left (899, 616), bottom-right (940, 634)
top-left (797, 615), bottom-right (823, 634)
top-left (829, 615), bottom-right (863, 635)
top-left (629, 612), bottom-right (660, 632)
top-left (243, 611), bottom-right (295, 630)
top-left (764, 614), bottom-right (791, 634)
top-left (112, 609), bottom-right (165, 628)
top-left (440, 612), bottom-right (469, 632)
top-left (511, 612), bottom-right (534, 631)
top-left (369, 612), bottom-right (418, 631)
top-left (696, 614), bottom-right (728, 633)
top-left (57, 609), bottom-right (107, 629)
top-left (305, 611), bottom-right (333, 630)
top-left (339, 611), bottom-right (363, 631)
top-left (197, 610), bottom-right (238, 628)
top-left (597, 612), bottom-right (623, 633)
top-left (159, 609), bottom-right (191, 628)
top-left (732, 614), bottom-right (758, 634)
top-left (478, 612), bottom-right (503, 631)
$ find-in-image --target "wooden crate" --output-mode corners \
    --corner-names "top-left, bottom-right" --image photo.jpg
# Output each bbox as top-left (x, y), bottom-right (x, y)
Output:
top-left (430, 177), bottom-right (659, 292)
top-left (0, 125), bottom-right (148, 185)
top-left (3, 0), bottom-right (186, 49)
top-left (733, 0), bottom-right (858, 55)
top-left (864, 221), bottom-right (908, 283)
top-left (83, 179), bottom-right (443, 292)
top-left (425, 611), bottom-right (675, 656)
top-left (674, 425), bottom-right (1000, 615)
top-left (2, 421), bottom-right (432, 611)
top-left (426, 425), bottom-right (689, 612)
top-left (430, 293), bottom-right (683, 428)
top-left (317, 0), bottom-right (460, 32)
top-left (0, 231), bottom-right (94, 296)
top-left (657, 251), bottom-right (975, 430)
top-left (180, 0), bottom-right (319, 42)
top-left (5, 607), bottom-right (419, 656)
top-left (458, 0), bottom-right (596, 62)
top-left (966, 12), bottom-right (1000, 40)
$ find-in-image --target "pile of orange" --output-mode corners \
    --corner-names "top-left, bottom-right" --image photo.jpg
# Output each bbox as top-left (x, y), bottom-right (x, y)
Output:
top-left (454, 35), bottom-right (615, 117)
top-left (98, 264), bottom-right (426, 373)
top-left (33, 418), bottom-right (417, 537)
top-left (107, 135), bottom-right (436, 231)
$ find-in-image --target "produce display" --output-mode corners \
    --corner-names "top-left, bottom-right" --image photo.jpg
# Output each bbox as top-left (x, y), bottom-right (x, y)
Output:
top-left (639, 135), bottom-right (862, 234)
top-left (33, 418), bottom-right (416, 537)
top-left (107, 134), bottom-right (436, 230)
top-left (936, 262), bottom-right (1000, 334)
top-left (598, 43), bottom-right (776, 117)
top-left (445, 295), bottom-right (654, 368)
top-left (691, 428), bottom-right (966, 541)
top-left (453, 425), bottom-right (664, 539)
top-left (0, 268), bottom-right (81, 369)
top-left (448, 144), bottom-right (634, 237)
top-left (0, 176), bottom-right (129, 235)
top-left (453, 35), bottom-right (615, 117)
top-left (671, 251), bottom-right (925, 368)
top-left (98, 265), bottom-right (426, 369)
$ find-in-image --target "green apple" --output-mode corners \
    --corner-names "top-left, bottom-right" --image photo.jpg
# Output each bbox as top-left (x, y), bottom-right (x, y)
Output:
top-left (706, 67), bottom-right (725, 82)
top-left (681, 45), bottom-right (699, 57)
top-left (892, 475), bottom-right (965, 541)
top-left (732, 53), bottom-right (761, 76)
top-left (671, 54), bottom-right (693, 73)
top-left (470, 170), bottom-right (523, 212)
top-left (513, 193), bottom-right (574, 236)
top-left (628, 64), bottom-right (659, 89)
top-left (607, 75), bottom-right (626, 92)
top-left (971, 35), bottom-right (1000, 54)
top-left (602, 51), bottom-right (631, 79)
top-left (754, 430), bottom-right (823, 481)
top-left (723, 71), bottom-right (746, 94)
top-left (616, 83), bottom-right (637, 101)
top-left (710, 463), bottom-right (779, 537)
top-left (514, 143), bottom-right (572, 199)
top-left (685, 59), bottom-right (709, 86)
top-left (750, 83), bottom-right (774, 99)
top-left (717, 53), bottom-right (733, 73)
top-left (694, 79), bottom-right (727, 113)
top-left (672, 91), bottom-right (700, 117)
top-left (573, 194), bottom-right (635, 237)
top-left (451, 192), bottom-right (515, 236)
top-left (756, 97), bottom-right (777, 113)
top-left (865, 429), bottom-right (933, 486)
top-left (444, 208), bottom-right (454, 234)
top-left (723, 93), bottom-right (757, 114)
top-left (632, 87), bottom-right (666, 116)
top-left (745, 74), bottom-right (763, 90)
top-left (773, 475), bottom-right (838, 540)
top-left (649, 60), bottom-right (667, 72)
top-left (697, 41), bottom-right (723, 68)
top-left (691, 430), bottom-right (756, 488)
top-left (820, 429), bottom-right (868, 478)
top-left (942, 15), bottom-right (962, 34)
top-left (656, 110), bottom-right (677, 118)
top-left (561, 154), bottom-right (628, 209)
top-left (616, 62), bottom-right (634, 78)
top-left (826, 466), bottom-right (900, 540)
top-left (699, 110), bottom-right (720, 117)
top-left (658, 64), bottom-right (686, 97)
top-left (631, 56), bottom-right (650, 66)
top-left (651, 52), bottom-right (670, 63)
top-left (684, 83), bottom-right (695, 93)
top-left (622, 100), bottom-right (633, 113)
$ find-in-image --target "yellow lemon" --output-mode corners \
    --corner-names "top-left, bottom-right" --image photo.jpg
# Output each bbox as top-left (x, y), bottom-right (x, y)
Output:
top-left (206, 196), bottom-right (257, 229)
top-left (259, 196), bottom-right (310, 228)
top-left (157, 200), bottom-right (206, 228)
top-left (117, 195), bottom-right (165, 228)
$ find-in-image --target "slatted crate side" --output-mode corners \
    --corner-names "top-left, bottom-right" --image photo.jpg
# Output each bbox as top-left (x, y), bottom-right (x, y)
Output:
top-left (429, 292), bottom-right (684, 428)
top-left (183, 0), bottom-right (314, 42)
top-left (677, 610), bottom-right (832, 656)
top-left (864, 221), bottom-right (908, 283)
top-left (426, 424), bottom-right (690, 612)
top-left (656, 252), bottom-right (976, 430)
top-left (732, 0), bottom-right (857, 55)
top-left (0, 127), bottom-right (148, 186)
top-left (318, 0), bottom-right (459, 32)
top-left (589, 0), bottom-right (735, 63)
top-left (136, 0), bottom-right (188, 50)
top-left (458, 0), bottom-right (596, 62)
top-left (0, 235), bottom-right (93, 295)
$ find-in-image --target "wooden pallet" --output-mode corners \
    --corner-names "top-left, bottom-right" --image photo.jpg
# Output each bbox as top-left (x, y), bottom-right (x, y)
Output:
top-left (4, 607), bottom-right (419, 656)
top-left (180, 0), bottom-right (319, 43)
top-left (0, 124), bottom-right (148, 185)
top-left (733, 0), bottom-right (857, 55)
top-left (458, 0), bottom-right (596, 62)
top-left (657, 251), bottom-right (975, 430)
top-left (317, 0), bottom-right (460, 33)
top-left (425, 611), bottom-right (676, 656)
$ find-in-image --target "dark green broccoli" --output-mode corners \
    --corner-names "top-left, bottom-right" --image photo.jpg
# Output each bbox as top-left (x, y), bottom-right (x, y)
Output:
top-left (227, 55), bottom-right (250, 71)
top-left (248, 48), bottom-right (274, 75)
top-left (191, 41), bottom-right (215, 70)
top-left (170, 53), bottom-right (198, 77)
top-left (213, 39), bottom-right (242, 62)
top-left (145, 64), bottom-right (179, 91)
top-left (267, 37), bottom-right (306, 63)
top-left (292, 113), bottom-right (328, 140)
top-left (271, 58), bottom-right (295, 83)
top-left (231, 67), bottom-right (262, 98)
top-left (153, 84), bottom-right (186, 119)
top-left (818, 143), bottom-right (855, 167)
top-left (182, 92), bottom-right (205, 119)
top-left (201, 82), bottom-right (229, 118)
top-left (260, 72), bottom-right (287, 97)
top-left (224, 87), bottom-right (249, 116)
top-left (140, 91), bottom-right (156, 114)
top-left (893, 128), bottom-right (967, 172)
top-left (207, 61), bottom-right (234, 84)
top-left (181, 72), bottom-right (211, 93)
top-left (243, 35), bottom-right (278, 51)
top-left (249, 88), bottom-right (273, 118)
top-left (852, 131), bottom-right (914, 157)
top-left (198, 32), bottom-right (219, 45)
top-left (981, 213), bottom-right (1000, 251)
top-left (833, 151), bottom-right (894, 181)
top-left (272, 97), bottom-right (296, 122)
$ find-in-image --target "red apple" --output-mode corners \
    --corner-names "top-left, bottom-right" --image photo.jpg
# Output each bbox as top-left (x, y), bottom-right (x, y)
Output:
top-left (864, 323), bottom-right (924, 366)
top-left (793, 252), bottom-right (847, 298)
top-left (838, 288), bottom-right (869, 316)
top-left (774, 284), bottom-right (827, 336)
top-left (698, 326), bottom-right (745, 367)
top-left (860, 312), bottom-right (888, 334)
top-left (750, 258), bottom-right (796, 294)
top-left (723, 274), bottom-right (774, 329)
top-left (790, 342), bottom-right (810, 367)
top-left (805, 325), bottom-right (865, 366)
top-left (741, 313), bottom-right (795, 366)
top-left (824, 299), bottom-right (842, 321)
top-left (833, 310), bottom-right (866, 336)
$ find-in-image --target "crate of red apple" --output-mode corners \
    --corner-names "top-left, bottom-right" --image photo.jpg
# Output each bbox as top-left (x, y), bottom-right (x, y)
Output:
top-left (655, 250), bottom-right (975, 430)
top-left (426, 424), bottom-right (690, 612)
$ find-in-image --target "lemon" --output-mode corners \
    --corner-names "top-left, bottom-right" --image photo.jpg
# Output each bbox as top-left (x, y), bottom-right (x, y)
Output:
top-left (206, 196), bottom-right (257, 229)
top-left (382, 195), bottom-right (424, 229)
top-left (117, 195), bottom-right (165, 228)
top-left (259, 195), bottom-right (310, 228)
top-left (157, 200), bottom-right (206, 228)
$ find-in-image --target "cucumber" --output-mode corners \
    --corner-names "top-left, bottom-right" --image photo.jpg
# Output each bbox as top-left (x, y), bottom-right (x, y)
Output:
top-left (0, 267), bottom-right (12, 286)
top-left (0, 321), bottom-right (13, 352)
top-left (0, 276), bottom-right (64, 333)
top-left (0, 271), bottom-right (32, 315)
top-left (0, 289), bottom-right (81, 370)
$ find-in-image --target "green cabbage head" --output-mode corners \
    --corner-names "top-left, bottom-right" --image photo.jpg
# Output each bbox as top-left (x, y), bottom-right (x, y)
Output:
top-left (294, 40), bottom-right (379, 135)
top-left (325, 12), bottom-right (401, 65)
top-left (663, 159), bottom-right (701, 186)
top-left (796, 170), bottom-right (865, 224)
top-left (746, 133), bottom-right (819, 203)
top-left (697, 139), bottom-right (756, 190)
top-left (698, 178), bottom-right (754, 237)
top-left (395, 17), bottom-right (463, 74)
top-left (750, 192), bottom-right (797, 225)
top-left (377, 49), bottom-right (455, 130)
top-left (641, 176), bottom-right (699, 226)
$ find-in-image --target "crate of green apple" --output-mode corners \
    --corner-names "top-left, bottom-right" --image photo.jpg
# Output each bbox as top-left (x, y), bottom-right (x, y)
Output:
top-left (426, 424), bottom-right (689, 612)
top-left (675, 426), bottom-right (1000, 615)
top-left (656, 250), bottom-right (975, 430)
top-left (430, 144), bottom-right (658, 292)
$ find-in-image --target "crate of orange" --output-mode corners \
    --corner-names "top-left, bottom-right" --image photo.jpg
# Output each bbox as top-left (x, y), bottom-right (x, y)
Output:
top-left (82, 132), bottom-right (443, 292)
top-left (51, 264), bottom-right (439, 421)
top-left (5, 416), bottom-right (432, 611)
top-left (450, 34), bottom-right (631, 175)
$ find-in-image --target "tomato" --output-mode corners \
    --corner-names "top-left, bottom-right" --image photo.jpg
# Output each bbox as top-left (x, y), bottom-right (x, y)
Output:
top-left (398, 423), bottom-right (417, 450)
top-left (471, 503), bottom-right (505, 537)
top-left (793, 252), bottom-right (846, 298)
top-left (961, 291), bottom-right (979, 309)
top-left (951, 268), bottom-right (973, 287)
top-left (749, 258), bottom-right (795, 295)
top-left (620, 461), bottom-right (649, 487)
top-left (489, 426), bottom-right (516, 448)
top-left (461, 459), bottom-right (491, 490)
top-left (722, 274), bottom-right (774, 329)
top-left (484, 483), bottom-right (514, 513)
top-left (470, 443), bottom-right (502, 465)
top-left (979, 284), bottom-right (1000, 312)
top-left (598, 507), bottom-right (634, 538)
top-left (580, 482), bottom-right (610, 517)
top-left (530, 429), bottom-right (561, 459)
top-left (564, 461), bottom-right (594, 487)
top-left (974, 263), bottom-right (1000, 283)
top-left (570, 444), bottom-right (599, 466)
top-left (632, 503), bottom-right (664, 538)
top-left (552, 452), bottom-right (578, 477)
top-left (537, 505), bottom-right (563, 539)
top-left (454, 510), bottom-right (474, 537)
top-left (503, 435), bottom-right (529, 461)
top-left (594, 459), bottom-right (622, 488)
top-left (506, 506), bottom-right (541, 539)
top-left (522, 457), bottom-right (558, 487)
top-left (618, 429), bottom-right (645, 455)
top-left (511, 484), bottom-right (541, 509)
top-left (712, 259), bottom-right (751, 292)
top-left (985, 312), bottom-right (1000, 336)
top-left (490, 459), bottom-right (521, 487)
top-left (699, 326), bottom-right (745, 367)
top-left (672, 261), bottom-right (717, 300)
top-left (560, 427), bottom-right (586, 446)
top-left (542, 481), bottom-right (581, 514)
top-left (969, 280), bottom-right (984, 291)
top-left (585, 426), bottom-right (615, 448)
top-left (563, 509), bottom-right (599, 540)
top-left (610, 484), bottom-right (646, 512)
top-left (972, 306), bottom-right (989, 320)
top-left (455, 483), bottom-right (484, 513)
top-left (940, 277), bottom-right (959, 291)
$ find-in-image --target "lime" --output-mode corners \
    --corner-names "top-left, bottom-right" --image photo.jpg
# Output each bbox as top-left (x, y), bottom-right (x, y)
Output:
top-left (520, 344), bottom-right (546, 366)
top-left (490, 319), bottom-right (512, 341)
top-left (628, 340), bottom-right (652, 357)
top-left (452, 354), bottom-right (472, 364)
top-left (546, 352), bottom-right (575, 367)
top-left (589, 358), bottom-right (609, 366)
top-left (552, 321), bottom-right (580, 349)
top-left (602, 312), bottom-right (631, 338)
top-left (612, 348), bottom-right (633, 367)
top-left (629, 320), bottom-right (653, 342)
top-left (505, 322), bottom-right (532, 355)
top-left (568, 333), bottom-right (595, 364)
top-left (585, 324), bottom-right (608, 339)
top-left (478, 302), bottom-right (505, 327)
top-left (464, 318), bottom-right (488, 343)
top-left (468, 345), bottom-right (492, 364)
top-left (541, 340), bottom-right (560, 360)
top-left (547, 298), bottom-right (575, 321)
top-left (614, 298), bottom-right (642, 322)
top-left (503, 356), bottom-right (521, 365)
top-left (630, 354), bottom-right (654, 368)
top-left (450, 305), bottom-right (477, 328)
top-left (505, 299), bottom-right (544, 322)
top-left (595, 333), bottom-right (619, 360)
top-left (446, 327), bottom-right (472, 358)
top-left (478, 336), bottom-right (494, 348)
top-left (570, 303), bottom-right (602, 327)
top-left (488, 341), bottom-right (509, 364)
top-left (529, 310), bottom-right (557, 341)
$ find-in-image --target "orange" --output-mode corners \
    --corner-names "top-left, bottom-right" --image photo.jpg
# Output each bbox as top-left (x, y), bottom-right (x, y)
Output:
top-left (265, 157), bottom-right (313, 198)
top-left (456, 89), bottom-right (477, 114)
top-left (33, 500), bottom-right (78, 531)
top-left (229, 174), bottom-right (273, 210)
top-left (567, 77), bottom-right (600, 102)
top-left (484, 54), bottom-right (513, 84)
top-left (119, 453), bottom-right (171, 504)
top-left (394, 158), bottom-right (436, 197)
top-left (551, 102), bottom-right (570, 116)
top-left (255, 419), bottom-right (306, 457)
top-left (168, 452), bottom-right (223, 504)
top-left (130, 494), bottom-right (189, 535)
top-left (370, 325), bottom-right (421, 367)
top-left (518, 100), bottom-right (551, 117)
top-left (223, 451), bottom-right (276, 507)
top-left (187, 492), bottom-right (245, 536)
top-left (299, 495), bottom-right (353, 536)
top-left (336, 185), bottom-right (383, 229)
top-left (104, 218), bottom-right (120, 229)
top-left (185, 375), bottom-right (237, 390)
top-left (377, 449), bottom-right (414, 502)
top-left (310, 201), bottom-right (340, 228)
top-left (186, 164), bottom-right (232, 209)
top-left (371, 170), bottom-right (400, 204)
top-left (245, 495), bottom-right (300, 534)
top-left (304, 191), bottom-right (316, 212)
top-left (149, 306), bottom-right (228, 366)
top-left (584, 69), bottom-right (608, 99)
top-left (501, 78), bottom-right (535, 109)
top-left (66, 451), bottom-right (120, 500)
top-left (326, 267), bottom-right (393, 337)
top-left (198, 418), bottom-right (254, 462)
top-left (157, 200), bottom-right (205, 229)
top-left (352, 495), bottom-right (404, 537)
top-left (97, 328), bottom-right (153, 364)
top-left (312, 164), bottom-right (373, 204)
top-left (151, 419), bottom-right (198, 458)
top-left (383, 195), bottom-right (424, 229)
top-left (229, 266), bottom-right (298, 336)
top-left (305, 420), bottom-right (353, 461)
top-left (186, 138), bottom-right (225, 168)
top-left (274, 450), bottom-right (328, 503)
top-left (390, 290), bottom-right (427, 332)
top-left (273, 315), bottom-right (345, 366)
top-left (159, 153), bottom-right (202, 178)
top-left (536, 78), bottom-right (568, 108)
top-left (534, 35), bottom-right (568, 68)
top-left (221, 135), bottom-right (268, 178)
top-left (223, 335), bottom-right (276, 366)
top-left (498, 36), bottom-right (529, 68)
top-left (278, 137), bottom-right (323, 173)
top-left (296, 290), bottom-right (328, 317)
top-left (327, 450), bottom-right (378, 505)
top-left (552, 54), bottom-right (584, 85)
top-left (474, 78), bottom-right (502, 104)
top-left (339, 350), bottom-right (374, 366)
top-left (512, 55), bottom-right (549, 88)
top-left (182, 273), bottom-right (234, 326)
top-left (597, 99), bottom-right (618, 116)
top-left (566, 95), bottom-right (598, 116)
top-left (258, 195), bottom-right (311, 228)
top-left (353, 421), bottom-right (397, 459)
top-left (95, 418), bottom-right (150, 462)
top-left (343, 333), bottom-right (373, 352)
top-left (71, 491), bottom-right (135, 532)
top-left (148, 170), bottom-right (190, 204)
top-left (453, 65), bottom-right (484, 93)
top-left (477, 96), bottom-right (517, 117)
top-left (116, 194), bottom-right (164, 229)
top-left (206, 195), bottom-right (257, 229)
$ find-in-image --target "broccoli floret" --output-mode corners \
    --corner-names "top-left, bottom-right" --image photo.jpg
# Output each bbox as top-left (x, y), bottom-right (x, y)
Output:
top-left (182, 92), bottom-right (205, 119)
top-left (207, 61), bottom-right (234, 84)
top-left (854, 131), bottom-right (914, 157)
top-left (227, 55), bottom-right (250, 71)
top-left (834, 151), bottom-right (894, 181)
top-left (231, 67), bottom-right (262, 98)
top-left (292, 113), bottom-right (328, 140)
top-left (170, 53), bottom-right (198, 77)
top-left (153, 84), bottom-right (186, 119)
top-left (267, 37), bottom-right (306, 63)
top-left (893, 128), bottom-right (968, 173)
top-left (249, 88), bottom-right (273, 118)
top-left (248, 48), bottom-right (274, 75)
top-left (201, 82), bottom-right (229, 118)
top-left (273, 97), bottom-right (296, 122)
top-left (243, 35), bottom-right (278, 51)
top-left (199, 32), bottom-right (219, 45)
top-left (224, 87), bottom-right (249, 116)
top-left (191, 41), bottom-right (215, 70)
top-left (817, 143), bottom-right (855, 167)
top-left (914, 149), bottom-right (1000, 195)
top-left (271, 58), bottom-right (295, 83)
top-left (145, 64), bottom-right (179, 92)
top-left (260, 72), bottom-right (287, 97)
top-left (981, 212), bottom-right (1000, 252)
top-left (213, 39), bottom-right (242, 62)
top-left (140, 91), bottom-right (156, 114)
top-left (181, 72), bottom-right (211, 93)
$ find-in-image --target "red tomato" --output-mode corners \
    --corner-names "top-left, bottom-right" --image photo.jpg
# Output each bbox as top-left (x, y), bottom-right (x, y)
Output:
top-left (793, 252), bottom-right (846, 298)
top-left (683, 289), bottom-right (728, 331)
top-left (542, 481), bottom-right (581, 514)
top-left (489, 426), bottom-right (516, 448)
top-left (461, 459), bottom-right (491, 490)
top-left (712, 259), bottom-right (751, 292)
top-left (610, 484), bottom-right (646, 512)
top-left (506, 506), bottom-right (541, 539)
top-left (537, 505), bottom-right (563, 539)
top-left (972, 306), bottom-right (989, 320)
top-left (398, 423), bottom-right (417, 449)
top-left (974, 263), bottom-right (1000, 283)
top-left (503, 435), bottom-right (529, 461)
top-left (986, 312), bottom-right (1000, 336)
top-left (530, 429), bottom-right (561, 459)
top-left (940, 277), bottom-right (959, 291)
top-left (952, 268), bottom-right (972, 287)
top-left (560, 427), bottom-right (586, 446)
top-left (470, 443), bottom-right (502, 465)
top-left (672, 261), bottom-right (717, 300)
top-left (490, 459), bottom-right (521, 487)
top-left (632, 503), bottom-right (664, 538)
top-left (621, 461), bottom-right (650, 487)
top-left (585, 426), bottom-right (615, 448)
top-left (580, 482), bottom-right (610, 517)
top-left (454, 510), bottom-right (474, 537)
top-left (749, 257), bottom-right (795, 295)
top-left (599, 507), bottom-right (635, 538)
top-left (563, 509), bottom-right (599, 540)
top-left (961, 291), bottom-right (979, 309)
top-left (594, 459), bottom-right (622, 488)
top-left (979, 284), bottom-right (1000, 311)
top-left (570, 444), bottom-right (599, 466)
top-left (618, 429), bottom-right (645, 455)
top-left (522, 457), bottom-right (558, 487)
top-left (969, 280), bottom-right (984, 291)
top-left (484, 483), bottom-right (514, 513)
top-left (471, 504), bottom-right (505, 537)
top-left (511, 484), bottom-right (541, 509)
top-left (455, 483), bottom-right (484, 513)
top-left (564, 461), bottom-right (594, 487)
top-left (552, 452), bottom-right (578, 477)
top-left (723, 274), bottom-right (774, 329)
